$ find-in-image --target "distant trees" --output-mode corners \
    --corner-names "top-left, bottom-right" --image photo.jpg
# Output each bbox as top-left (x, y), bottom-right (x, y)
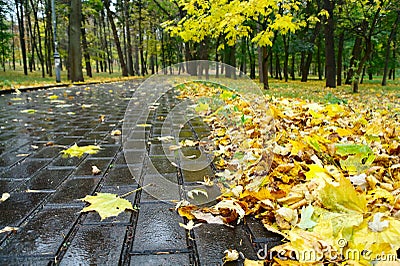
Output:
top-left (0, 0), bottom-right (398, 90)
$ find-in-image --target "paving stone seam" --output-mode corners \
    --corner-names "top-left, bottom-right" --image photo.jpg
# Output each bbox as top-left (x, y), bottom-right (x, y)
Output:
top-left (129, 248), bottom-right (191, 255)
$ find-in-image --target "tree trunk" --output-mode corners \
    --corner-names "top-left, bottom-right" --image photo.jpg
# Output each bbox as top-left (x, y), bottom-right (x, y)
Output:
top-left (336, 32), bottom-right (344, 85)
top-left (290, 53), bottom-right (295, 80)
top-left (29, 0), bottom-right (45, 78)
top-left (68, 0), bottom-right (84, 82)
top-left (15, 0), bottom-right (28, 75)
top-left (283, 35), bottom-right (289, 82)
top-left (104, 0), bottom-right (128, 76)
top-left (382, 11), bottom-right (400, 86)
top-left (345, 37), bottom-right (362, 84)
top-left (81, 20), bottom-right (92, 77)
top-left (137, 0), bottom-right (146, 76)
top-left (125, 0), bottom-right (134, 76)
top-left (323, 0), bottom-right (336, 88)
top-left (45, 0), bottom-right (52, 76)
top-left (317, 36), bottom-right (322, 80)
top-left (247, 37), bottom-right (255, 79)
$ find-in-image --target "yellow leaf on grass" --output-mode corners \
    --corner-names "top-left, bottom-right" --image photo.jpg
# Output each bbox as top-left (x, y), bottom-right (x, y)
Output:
top-left (80, 192), bottom-right (133, 220)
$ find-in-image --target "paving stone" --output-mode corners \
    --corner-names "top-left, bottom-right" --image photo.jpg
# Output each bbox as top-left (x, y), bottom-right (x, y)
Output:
top-left (131, 203), bottom-right (186, 252)
top-left (0, 207), bottom-right (80, 256)
top-left (56, 136), bottom-right (81, 145)
top-left (24, 168), bottom-right (73, 190)
top-left (193, 224), bottom-right (258, 265)
top-left (48, 177), bottom-right (101, 204)
top-left (0, 191), bottom-right (47, 228)
top-left (31, 146), bottom-right (64, 158)
top-left (149, 144), bottom-right (174, 157)
top-left (51, 155), bottom-right (83, 167)
top-left (73, 158), bottom-right (112, 176)
top-left (0, 256), bottom-right (53, 265)
top-left (88, 144), bottom-right (120, 158)
top-left (85, 131), bottom-right (108, 140)
top-left (0, 179), bottom-right (22, 194)
top-left (60, 224), bottom-right (127, 266)
top-left (0, 159), bottom-right (51, 180)
top-left (124, 149), bottom-right (146, 165)
top-left (146, 156), bottom-right (177, 174)
top-left (103, 165), bottom-right (139, 186)
top-left (124, 140), bottom-right (147, 150)
top-left (129, 253), bottom-right (191, 266)
top-left (140, 173), bottom-right (180, 202)
top-left (182, 165), bottom-right (214, 182)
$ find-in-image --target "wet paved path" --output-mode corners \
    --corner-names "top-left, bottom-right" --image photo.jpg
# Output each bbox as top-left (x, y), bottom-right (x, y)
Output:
top-left (0, 81), bottom-right (278, 265)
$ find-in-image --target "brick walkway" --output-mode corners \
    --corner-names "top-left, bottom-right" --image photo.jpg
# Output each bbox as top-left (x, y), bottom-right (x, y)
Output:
top-left (0, 81), bottom-right (279, 265)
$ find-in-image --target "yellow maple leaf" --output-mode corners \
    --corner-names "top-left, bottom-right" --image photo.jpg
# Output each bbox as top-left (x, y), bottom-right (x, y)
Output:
top-left (80, 193), bottom-right (133, 220)
top-left (319, 176), bottom-right (367, 214)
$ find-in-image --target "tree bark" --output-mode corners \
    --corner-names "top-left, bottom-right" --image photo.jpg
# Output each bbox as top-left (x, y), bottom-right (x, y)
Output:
top-left (336, 32), bottom-right (344, 86)
top-left (69, 0), bottom-right (84, 82)
top-left (323, 0), bottom-right (336, 88)
top-left (81, 19), bottom-right (92, 77)
top-left (345, 37), bottom-right (362, 84)
top-left (382, 11), bottom-right (400, 86)
top-left (125, 0), bottom-right (134, 76)
top-left (283, 35), bottom-right (289, 82)
top-left (29, 0), bottom-right (45, 77)
top-left (15, 0), bottom-right (28, 75)
top-left (104, 0), bottom-right (128, 76)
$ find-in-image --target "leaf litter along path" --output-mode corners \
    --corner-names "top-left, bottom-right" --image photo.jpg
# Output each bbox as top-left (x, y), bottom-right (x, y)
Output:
top-left (175, 81), bottom-right (400, 265)
top-left (0, 79), bottom-right (398, 265)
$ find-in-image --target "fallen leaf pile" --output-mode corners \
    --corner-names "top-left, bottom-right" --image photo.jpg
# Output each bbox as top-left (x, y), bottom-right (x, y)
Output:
top-left (175, 81), bottom-right (400, 265)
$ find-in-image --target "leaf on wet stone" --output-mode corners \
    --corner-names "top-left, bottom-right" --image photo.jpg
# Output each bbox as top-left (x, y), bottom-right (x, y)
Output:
top-left (92, 165), bottom-right (101, 175)
top-left (157, 135), bottom-right (174, 142)
top-left (20, 109), bottom-right (36, 114)
top-left (61, 143), bottom-right (101, 158)
top-left (187, 188), bottom-right (208, 199)
top-left (179, 220), bottom-right (202, 231)
top-left (180, 139), bottom-right (198, 147)
top-left (0, 193), bottom-right (10, 202)
top-left (48, 95), bottom-right (59, 100)
top-left (111, 129), bottom-right (121, 136)
top-left (192, 211), bottom-right (225, 225)
top-left (0, 226), bottom-right (18, 234)
top-left (80, 192), bottom-right (134, 220)
top-left (223, 249), bottom-right (239, 262)
top-left (136, 123), bottom-right (152, 128)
